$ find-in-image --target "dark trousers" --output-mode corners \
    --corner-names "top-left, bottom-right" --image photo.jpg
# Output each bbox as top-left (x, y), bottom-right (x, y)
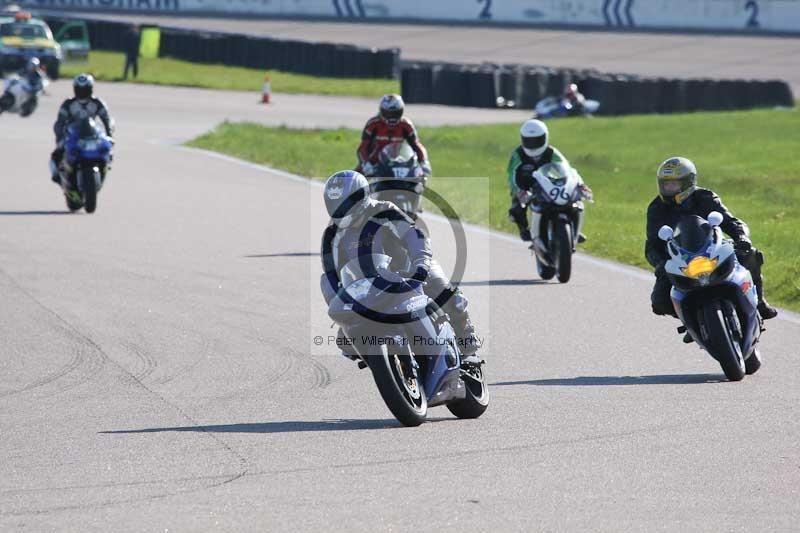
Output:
top-left (508, 195), bottom-right (528, 232)
top-left (651, 248), bottom-right (766, 316)
top-left (123, 54), bottom-right (138, 79)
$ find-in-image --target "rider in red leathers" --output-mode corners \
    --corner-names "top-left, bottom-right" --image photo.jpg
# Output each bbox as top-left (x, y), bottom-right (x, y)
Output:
top-left (356, 94), bottom-right (431, 177)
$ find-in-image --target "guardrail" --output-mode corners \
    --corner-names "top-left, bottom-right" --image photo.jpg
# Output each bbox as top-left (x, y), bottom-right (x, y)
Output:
top-left (401, 63), bottom-right (795, 114)
top-left (22, 0), bottom-right (800, 35)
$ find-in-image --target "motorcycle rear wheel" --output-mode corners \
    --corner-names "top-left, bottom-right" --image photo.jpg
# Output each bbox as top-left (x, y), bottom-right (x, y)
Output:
top-left (446, 363), bottom-right (489, 419)
top-left (702, 300), bottom-right (745, 381)
top-left (745, 348), bottom-right (762, 375)
top-left (369, 353), bottom-right (427, 427)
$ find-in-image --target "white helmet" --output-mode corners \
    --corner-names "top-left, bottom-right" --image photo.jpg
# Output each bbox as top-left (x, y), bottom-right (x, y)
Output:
top-left (520, 119), bottom-right (549, 158)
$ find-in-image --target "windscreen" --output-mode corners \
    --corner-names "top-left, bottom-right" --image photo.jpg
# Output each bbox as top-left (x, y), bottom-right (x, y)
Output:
top-left (380, 142), bottom-right (414, 165)
top-left (1, 23), bottom-right (48, 39)
top-left (674, 216), bottom-right (712, 253)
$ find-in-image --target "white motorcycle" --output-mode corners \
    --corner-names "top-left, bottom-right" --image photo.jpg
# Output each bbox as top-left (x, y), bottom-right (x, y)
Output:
top-left (520, 162), bottom-right (592, 283)
top-left (0, 74), bottom-right (47, 117)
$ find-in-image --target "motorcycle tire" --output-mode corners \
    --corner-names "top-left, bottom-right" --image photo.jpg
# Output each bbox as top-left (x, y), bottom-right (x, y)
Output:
top-left (80, 167), bottom-right (98, 214)
top-left (555, 220), bottom-right (573, 283)
top-left (369, 353), bottom-right (427, 427)
top-left (536, 256), bottom-right (556, 280)
top-left (702, 300), bottom-right (745, 381)
top-left (745, 348), bottom-right (762, 375)
top-left (446, 362), bottom-right (489, 419)
top-left (65, 193), bottom-right (82, 212)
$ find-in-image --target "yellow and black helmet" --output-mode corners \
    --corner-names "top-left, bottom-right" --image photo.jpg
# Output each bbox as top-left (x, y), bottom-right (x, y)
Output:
top-left (657, 156), bottom-right (697, 204)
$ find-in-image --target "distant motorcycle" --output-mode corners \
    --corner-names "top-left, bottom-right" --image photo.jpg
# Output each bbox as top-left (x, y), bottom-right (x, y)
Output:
top-left (533, 96), bottom-right (600, 119)
top-left (658, 212), bottom-right (763, 381)
top-left (367, 142), bottom-right (428, 219)
top-left (522, 162), bottom-right (591, 283)
top-left (327, 253), bottom-right (488, 426)
top-left (57, 118), bottom-right (114, 213)
top-left (0, 73), bottom-right (46, 117)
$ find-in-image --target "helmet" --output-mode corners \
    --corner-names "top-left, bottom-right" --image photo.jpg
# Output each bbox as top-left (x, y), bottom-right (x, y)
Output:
top-left (379, 94), bottom-right (404, 126)
top-left (73, 73), bottom-right (94, 100)
top-left (657, 156), bottom-right (697, 204)
top-left (520, 119), bottom-right (549, 158)
top-left (565, 83), bottom-right (578, 99)
top-left (25, 57), bottom-right (40, 74)
top-left (324, 170), bottom-right (370, 227)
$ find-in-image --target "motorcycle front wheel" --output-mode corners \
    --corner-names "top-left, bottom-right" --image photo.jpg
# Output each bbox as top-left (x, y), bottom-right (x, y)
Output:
top-left (701, 300), bottom-right (745, 381)
top-left (80, 167), bottom-right (98, 213)
top-left (369, 352), bottom-right (427, 427)
top-left (554, 220), bottom-right (573, 283)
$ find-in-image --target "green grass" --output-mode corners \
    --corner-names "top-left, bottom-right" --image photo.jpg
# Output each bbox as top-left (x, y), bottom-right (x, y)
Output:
top-left (61, 50), bottom-right (399, 97)
top-left (188, 109), bottom-right (800, 311)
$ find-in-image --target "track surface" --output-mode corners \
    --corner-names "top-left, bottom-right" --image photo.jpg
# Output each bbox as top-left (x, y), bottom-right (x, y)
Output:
top-left (1, 82), bottom-right (799, 531)
top-left (60, 13), bottom-right (800, 93)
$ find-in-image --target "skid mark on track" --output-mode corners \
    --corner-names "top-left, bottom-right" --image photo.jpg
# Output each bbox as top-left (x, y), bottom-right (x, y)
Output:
top-left (0, 271), bottom-right (108, 400)
top-left (120, 340), bottom-right (159, 382)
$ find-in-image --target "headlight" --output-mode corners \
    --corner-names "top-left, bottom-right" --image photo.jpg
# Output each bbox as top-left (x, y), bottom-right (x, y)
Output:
top-left (682, 256), bottom-right (718, 279)
top-left (345, 278), bottom-right (372, 300)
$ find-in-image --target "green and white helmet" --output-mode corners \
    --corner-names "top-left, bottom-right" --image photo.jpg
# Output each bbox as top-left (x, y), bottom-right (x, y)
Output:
top-left (657, 156), bottom-right (697, 204)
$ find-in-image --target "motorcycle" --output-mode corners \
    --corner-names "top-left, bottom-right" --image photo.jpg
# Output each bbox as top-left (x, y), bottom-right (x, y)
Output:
top-left (658, 212), bottom-right (763, 381)
top-left (57, 118), bottom-right (114, 214)
top-left (523, 162), bottom-right (591, 283)
top-left (366, 142), bottom-right (428, 219)
top-left (533, 96), bottom-right (600, 120)
top-left (327, 253), bottom-right (488, 426)
top-left (0, 73), bottom-right (46, 117)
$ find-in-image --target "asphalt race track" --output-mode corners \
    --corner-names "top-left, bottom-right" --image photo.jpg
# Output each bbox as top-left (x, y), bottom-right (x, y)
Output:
top-left (1, 81), bottom-right (799, 531)
top-left (59, 13), bottom-right (800, 94)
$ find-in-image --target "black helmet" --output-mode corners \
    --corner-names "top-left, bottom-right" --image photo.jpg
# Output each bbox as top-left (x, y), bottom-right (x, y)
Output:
top-left (73, 73), bottom-right (94, 100)
top-left (324, 170), bottom-right (370, 227)
top-left (379, 94), bottom-right (404, 126)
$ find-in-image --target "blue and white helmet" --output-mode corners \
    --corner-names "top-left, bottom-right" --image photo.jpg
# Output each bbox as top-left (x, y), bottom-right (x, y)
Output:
top-left (324, 170), bottom-right (370, 227)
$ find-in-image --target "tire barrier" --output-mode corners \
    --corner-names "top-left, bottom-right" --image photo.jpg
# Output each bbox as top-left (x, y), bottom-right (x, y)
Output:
top-left (400, 62), bottom-right (794, 114)
top-left (43, 16), bottom-right (399, 79)
top-left (43, 15), bottom-right (793, 113)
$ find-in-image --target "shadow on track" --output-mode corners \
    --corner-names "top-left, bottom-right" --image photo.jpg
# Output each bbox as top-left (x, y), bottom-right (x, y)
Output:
top-left (244, 252), bottom-right (319, 258)
top-left (0, 210), bottom-right (73, 216)
top-left (492, 374), bottom-right (723, 387)
top-left (100, 417), bottom-right (454, 434)
top-left (458, 279), bottom-right (551, 287)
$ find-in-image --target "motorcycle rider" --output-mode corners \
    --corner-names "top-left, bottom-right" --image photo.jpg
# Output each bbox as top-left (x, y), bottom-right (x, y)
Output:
top-left (356, 94), bottom-right (431, 177)
top-left (50, 74), bottom-right (114, 183)
top-left (646, 156), bottom-right (778, 327)
top-left (320, 170), bottom-right (481, 361)
top-left (563, 83), bottom-right (586, 111)
top-left (0, 57), bottom-right (44, 114)
top-left (507, 119), bottom-right (591, 242)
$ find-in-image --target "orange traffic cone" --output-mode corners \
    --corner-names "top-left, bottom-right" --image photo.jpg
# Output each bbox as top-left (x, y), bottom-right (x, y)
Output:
top-left (261, 73), bottom-right (271, 104)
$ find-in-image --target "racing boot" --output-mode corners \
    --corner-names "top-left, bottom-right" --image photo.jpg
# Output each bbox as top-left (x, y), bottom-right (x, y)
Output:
top-left (519, 229), bottom-right (532, 242)
top-left (757, 300), bottom-right (778, 320)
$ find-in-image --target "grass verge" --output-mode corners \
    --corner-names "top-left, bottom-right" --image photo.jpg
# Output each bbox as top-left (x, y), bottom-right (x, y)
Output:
top-left (61, 50), bottom-right (399, 97)
top-left (188, 109), bottom-right (800, 312)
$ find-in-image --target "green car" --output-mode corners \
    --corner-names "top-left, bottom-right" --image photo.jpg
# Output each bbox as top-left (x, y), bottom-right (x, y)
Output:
top-left (54, 19), bottom-right (90, 62)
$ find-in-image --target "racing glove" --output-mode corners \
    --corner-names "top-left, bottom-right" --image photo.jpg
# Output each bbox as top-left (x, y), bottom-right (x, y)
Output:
top-left (734, 236), bottom-right (753, 253)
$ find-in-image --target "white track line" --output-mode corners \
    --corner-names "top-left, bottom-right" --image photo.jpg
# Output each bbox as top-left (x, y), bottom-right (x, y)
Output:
top-left (168, 142), bottom-right (800, 326)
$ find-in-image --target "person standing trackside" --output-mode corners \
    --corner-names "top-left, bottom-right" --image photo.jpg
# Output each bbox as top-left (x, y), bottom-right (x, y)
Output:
top-left (123, 25), bottom-right (140, 80)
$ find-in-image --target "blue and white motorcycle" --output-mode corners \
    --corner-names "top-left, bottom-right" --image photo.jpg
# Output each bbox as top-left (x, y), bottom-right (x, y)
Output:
top-left (658, 212), bottom-right (763, 381)
top-left (327, 254), bottom-right (488, 426)
top-left (58, 118), bottom-right (114, 213)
